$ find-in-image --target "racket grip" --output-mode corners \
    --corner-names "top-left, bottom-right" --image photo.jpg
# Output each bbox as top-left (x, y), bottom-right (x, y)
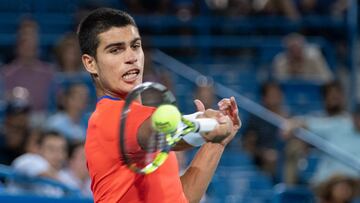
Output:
top-left (196, 118), bottom-right (218, 132)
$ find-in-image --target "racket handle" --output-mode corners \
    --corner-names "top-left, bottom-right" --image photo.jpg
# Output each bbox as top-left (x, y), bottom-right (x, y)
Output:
top-left (196, 118), bottom-right (218, 132)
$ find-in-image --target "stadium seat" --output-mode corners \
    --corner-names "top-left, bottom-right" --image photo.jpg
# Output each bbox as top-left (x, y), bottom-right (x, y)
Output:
top-left (273, 184), bottom-right (315, 203)
top-left (297, 150), bottom-right (321, 184)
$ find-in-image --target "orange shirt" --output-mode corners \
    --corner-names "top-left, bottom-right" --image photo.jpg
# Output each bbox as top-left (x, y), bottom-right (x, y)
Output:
top-left (85, 96), bottom-right (188, 203)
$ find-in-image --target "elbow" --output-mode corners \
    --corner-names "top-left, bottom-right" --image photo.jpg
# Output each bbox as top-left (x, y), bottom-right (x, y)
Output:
top-left (182, 183), bottom-right (202, 203)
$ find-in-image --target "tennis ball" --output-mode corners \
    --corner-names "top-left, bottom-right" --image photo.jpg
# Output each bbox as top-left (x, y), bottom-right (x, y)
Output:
top-left (151, 104), bottom-right (181, 133)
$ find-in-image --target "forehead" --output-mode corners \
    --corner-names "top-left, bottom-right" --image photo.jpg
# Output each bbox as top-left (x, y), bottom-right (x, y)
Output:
top-left (97, 25), bottom-right (140, 46)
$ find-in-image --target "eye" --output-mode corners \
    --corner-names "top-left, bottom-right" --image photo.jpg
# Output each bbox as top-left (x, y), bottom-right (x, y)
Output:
top-left (132, 43), bottom-right (141, 49)
top-left (109, 48), bottom-right (120, 54)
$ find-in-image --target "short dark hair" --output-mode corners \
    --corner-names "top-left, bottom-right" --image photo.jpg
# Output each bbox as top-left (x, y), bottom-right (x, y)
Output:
top-left (37, 131), bottom-right (66, 146)
top-left (77, 8), bottom-right (137, 57)
top-left (67, 141), bottom-right (84, 159)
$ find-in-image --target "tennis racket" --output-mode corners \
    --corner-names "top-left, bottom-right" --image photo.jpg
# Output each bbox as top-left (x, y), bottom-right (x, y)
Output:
top-left (119, 82), bottom-right (217, 174)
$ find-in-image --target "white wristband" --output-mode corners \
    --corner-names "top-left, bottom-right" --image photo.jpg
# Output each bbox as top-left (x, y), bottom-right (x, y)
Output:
top-left (182, 112), bottom-right (206, 147)
top-left (182, 132), bottom-right (206, 147)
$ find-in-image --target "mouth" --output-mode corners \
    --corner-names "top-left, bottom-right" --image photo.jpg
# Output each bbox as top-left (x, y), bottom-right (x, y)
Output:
top-left (122, 68), bottom-right (140, 82)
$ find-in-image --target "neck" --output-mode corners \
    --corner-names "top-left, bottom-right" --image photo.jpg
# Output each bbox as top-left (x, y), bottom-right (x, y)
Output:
top-left (96, 89), bottom-right (126, 100)
top-left (95, 83), bottom-right (127, 100)
top-left (94, 77), bottom-right (127, 100)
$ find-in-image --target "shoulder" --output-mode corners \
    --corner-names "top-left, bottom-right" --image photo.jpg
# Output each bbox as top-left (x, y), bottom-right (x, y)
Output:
top-left (47, 112), bottom-right (69, 123)
top-left (91, 99), bottom-right (155, 123)
top-left (88, 99), bottom-right (125, 126)
top-left (12, 153), bottom-right (50, 176)
top-left (45, 113), bottom-right (71, 130)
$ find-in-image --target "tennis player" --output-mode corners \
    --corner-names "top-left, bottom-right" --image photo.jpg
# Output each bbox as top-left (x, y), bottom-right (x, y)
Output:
top-left (78, 8), bottom-right (241, 203)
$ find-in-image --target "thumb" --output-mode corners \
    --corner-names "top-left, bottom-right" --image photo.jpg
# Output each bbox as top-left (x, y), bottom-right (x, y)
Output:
top-left (194, 99), bottom-right (205, 112)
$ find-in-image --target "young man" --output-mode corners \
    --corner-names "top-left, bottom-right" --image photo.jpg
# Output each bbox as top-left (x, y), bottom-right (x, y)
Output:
top-left (11, 131), bottom-right (68, 196)
top-left (78, 8), bottom-right (240, 203)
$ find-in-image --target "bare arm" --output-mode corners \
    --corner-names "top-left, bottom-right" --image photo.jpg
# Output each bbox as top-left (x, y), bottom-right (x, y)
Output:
top-left (180, 98), bottom-right (241, 203)
top-left (180, 142), bottom-right (225, 203)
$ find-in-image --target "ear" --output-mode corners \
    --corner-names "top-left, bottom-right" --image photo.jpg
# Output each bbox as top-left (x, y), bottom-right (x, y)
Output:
top-left (82, 54), bottom-right (98, 75)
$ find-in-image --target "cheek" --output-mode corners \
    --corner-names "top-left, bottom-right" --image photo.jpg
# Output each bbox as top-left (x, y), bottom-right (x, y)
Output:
top-left (98, 60), bottom-right (121, 82)
top-left (139, 52), bottom-right (145, 67)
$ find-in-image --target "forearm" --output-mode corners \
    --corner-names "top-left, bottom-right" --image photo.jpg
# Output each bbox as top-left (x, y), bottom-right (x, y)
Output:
top-left (180, 142), bottom-right (225, 203)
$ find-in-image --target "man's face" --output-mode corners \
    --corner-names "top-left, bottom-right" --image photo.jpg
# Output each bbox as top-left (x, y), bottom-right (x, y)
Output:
top-left (92, 25), bottom-right (144, 98)
top-left (40, 135), bottom-right (67, 170)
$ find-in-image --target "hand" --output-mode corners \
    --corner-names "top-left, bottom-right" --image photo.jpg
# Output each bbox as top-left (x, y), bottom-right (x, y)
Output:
top-left (281, 118), bottom-right (305, 140)
top-left (194, 99), bottom-right (238, 146)
top-left (217, 96), bottom-right (241, 130)
top-left (217, 97), bottom-right (241, 145)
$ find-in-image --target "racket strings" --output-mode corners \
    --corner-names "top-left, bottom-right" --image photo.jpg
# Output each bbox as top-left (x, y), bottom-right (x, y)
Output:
top-left (120, 82), bottom-right (179, 174)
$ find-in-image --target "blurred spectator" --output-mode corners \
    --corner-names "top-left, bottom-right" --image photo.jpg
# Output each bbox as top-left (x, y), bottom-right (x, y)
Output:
top-left (309, 103), bottom-right (360, 186)
top-left (60, 142), bottom-right (91, 197)
top-left (284, 81), bottom-right (351, 185)
top-left (330, 0), bottom-right (348, 18)
top-left (242, 81), bottom-right (288, 181)
top-left (294, 0), bottom-right (333, 16)
top-left (45, 83), bottom-right (89, 143)
top-left (293, 0), bottom-right (348, 17)
top-left (316, 175), bottom-right (359, 203)
top-left (272, 33), bottom-right (333, 82)
top-left (205, 0), bottom-right (299, 19)
top-left (0, 100), bottom-right (30, 165)
top-left (123, 0), bottom-right (200, 16)
top-left (12, 131), bottom-right (68, 179)
top-left (11, 131), bottom-right (68, 196)
top-left (253, 0), bottom-right (300, 20)
top-left (0, 18), bottom-right (55, 125)
top-left (24, 129), bottom-right (42, 154)
top-left (205, 0), bottom-right (252, 16)
top-left (126, 0), bottom-right (171, 15)
top-left (54, 33), bottom-right (83, 74)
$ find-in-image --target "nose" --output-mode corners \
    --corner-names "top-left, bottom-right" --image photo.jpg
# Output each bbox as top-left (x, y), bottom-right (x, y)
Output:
top-left (124, 48), bottom-right (137, 64)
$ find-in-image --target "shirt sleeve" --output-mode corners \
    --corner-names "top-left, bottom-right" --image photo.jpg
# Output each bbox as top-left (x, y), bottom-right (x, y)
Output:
top-left (123, 103), bottom-right (155, 154)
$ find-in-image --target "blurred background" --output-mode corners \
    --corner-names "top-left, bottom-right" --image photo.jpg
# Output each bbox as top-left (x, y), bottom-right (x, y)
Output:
top-left (0, 0), bottom-right (359, 202)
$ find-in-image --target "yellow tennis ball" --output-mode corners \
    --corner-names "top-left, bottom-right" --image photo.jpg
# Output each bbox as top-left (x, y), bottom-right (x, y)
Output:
top-left (151, 104), bottom-right (181, 133)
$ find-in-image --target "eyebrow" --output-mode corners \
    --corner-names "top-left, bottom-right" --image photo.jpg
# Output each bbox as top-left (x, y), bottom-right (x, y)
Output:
top-left (103, 37), bottom-right (142, 50)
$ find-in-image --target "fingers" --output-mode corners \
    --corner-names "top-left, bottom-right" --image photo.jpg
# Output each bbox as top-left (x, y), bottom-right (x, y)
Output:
top-left (231, 97), bottom-right (241, 128)
top-left (218, 97), bottom-right (241, 129)
top-left (194, 99), bottom-right (205, 112)
top-left (217, 98), bottom-right (230, 112)
top-left (230, 96), bottom-right (238, 112)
